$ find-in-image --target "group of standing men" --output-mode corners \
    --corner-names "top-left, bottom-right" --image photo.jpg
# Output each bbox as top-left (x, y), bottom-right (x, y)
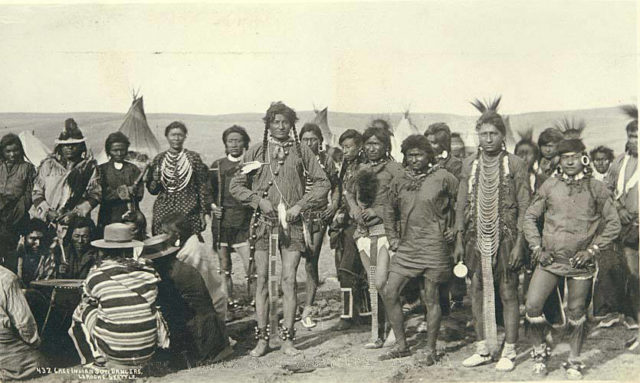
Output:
top-left (0, 99), bottom-right (637, 380)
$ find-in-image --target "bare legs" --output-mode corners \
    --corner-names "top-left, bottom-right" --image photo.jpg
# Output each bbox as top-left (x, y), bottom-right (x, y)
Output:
top-left (359, 241), bottom-right (391, 343)
top-left (382, 272), bottom-right (411, 351)
top-left (251, 247), bottom-right (302, 357)
top-left (218, 244), bottom-right (255, 306)
top-left (303, 229), bottom-right (325, 322)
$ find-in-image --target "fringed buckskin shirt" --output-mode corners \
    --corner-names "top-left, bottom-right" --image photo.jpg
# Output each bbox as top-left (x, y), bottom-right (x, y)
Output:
top-left (524, 175), bottom-right (621, 277)
top-left (32, 154), bottom-right (101, 220)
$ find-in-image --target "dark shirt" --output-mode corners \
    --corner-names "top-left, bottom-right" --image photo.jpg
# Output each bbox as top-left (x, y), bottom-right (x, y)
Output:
top-left (97, 161), bottom-right (143, 230)
top-left (0, 161), bottom-right (36, 229)
top-left (153, 255), bottom-right (228, 362)
top-left (56, 246), bottom-right (97, 279)
top-left (210, 157), bottom-right (252, 229)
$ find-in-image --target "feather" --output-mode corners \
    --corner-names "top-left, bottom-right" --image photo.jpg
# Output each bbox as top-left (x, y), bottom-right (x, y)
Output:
top-left (470, 96), bottom-right (502, 114)
top-left (554, 117), bottom-right (586, 140)
top-left (277, 200), bottom-right (288, 231)
top-left (356, 169), bottom-right (379, 208)
top-left (621, 104), bottom-right (638, 121)
top-left (240, 161), bottom-right (264, 174)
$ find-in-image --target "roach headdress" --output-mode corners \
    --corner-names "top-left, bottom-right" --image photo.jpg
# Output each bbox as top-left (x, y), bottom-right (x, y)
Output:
top-left (621, 104), bottom-right (638, 132)
top-left (55, 118), bottom-right (86, 145)
top-left (356, 169), bottom-right (379, 208)
top-left (470, 96), bottom-right (506, 136)
top-left (517, 127), bottom-right (534, 143)
top-left (555, 117), bottom-right (586, 155)
top-left (515, 127), bottom-right (537, 155)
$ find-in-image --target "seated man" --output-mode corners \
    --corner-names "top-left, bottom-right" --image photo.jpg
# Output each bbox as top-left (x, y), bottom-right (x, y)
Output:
top-left (13, 219), bottom-right (56, 329)
top-left (142, 233), bottom-right (231, 368)
top-left (0, 265), bottom-right (45, 380)
top-left (54, 216), bottom-right (98, 280)
top-left (69, 223), bottom-right (165, 369)
top-left (15, 218), bottom-right (56, 286)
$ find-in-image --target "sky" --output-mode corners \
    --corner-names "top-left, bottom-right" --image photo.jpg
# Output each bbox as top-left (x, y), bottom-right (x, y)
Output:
top-left (0, 0), bottom-right (637, 115)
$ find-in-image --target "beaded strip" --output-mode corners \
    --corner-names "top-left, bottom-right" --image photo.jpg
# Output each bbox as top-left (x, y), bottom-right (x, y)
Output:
top-left (472, 151), bottom-right (508, 353)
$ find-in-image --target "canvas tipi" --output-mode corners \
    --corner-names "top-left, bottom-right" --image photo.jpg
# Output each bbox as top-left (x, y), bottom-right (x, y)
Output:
top-left (390, 110), bottom-right (420, 162)
top-left (311, 107), bottom-right (337, 148)
top-left (97, 96), bottom-right (160, 166)
top-left (18, 131), bottom-right (50, 166)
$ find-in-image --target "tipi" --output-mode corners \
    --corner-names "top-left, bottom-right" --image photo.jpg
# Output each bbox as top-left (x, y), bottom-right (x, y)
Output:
top-left (311, 107), bottom-right (336, 148)
top-left (18, 131), bottom-right (50, 166)
top-left (97, 95), bottom-right (160, 166)
top-left (390, 110), bottom-right (420, 162)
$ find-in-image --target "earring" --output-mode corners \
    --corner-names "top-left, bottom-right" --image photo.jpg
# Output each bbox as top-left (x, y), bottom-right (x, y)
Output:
top-left (501, 141), bottom-right (506, 151)
top-left (581, 155), bottom-right (590, 166)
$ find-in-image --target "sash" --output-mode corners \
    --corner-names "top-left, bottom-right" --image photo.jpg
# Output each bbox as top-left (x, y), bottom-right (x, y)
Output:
top-left (616, 155), bottom-right (638, 200)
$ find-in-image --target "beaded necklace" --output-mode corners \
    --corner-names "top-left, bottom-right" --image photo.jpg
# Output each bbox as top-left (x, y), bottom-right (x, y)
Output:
top-left (470, 150), bottom-right (508, 353)
top-left (161, 150), bottom-right (192, 193)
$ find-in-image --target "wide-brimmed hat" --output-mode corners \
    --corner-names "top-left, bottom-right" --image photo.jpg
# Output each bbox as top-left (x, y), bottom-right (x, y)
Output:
top-left (55, 118), bottom-right (86, 145)
top-left (140, 234), bottom-right (180, 260)
top-left (91, 223), bottom-right (144, 249)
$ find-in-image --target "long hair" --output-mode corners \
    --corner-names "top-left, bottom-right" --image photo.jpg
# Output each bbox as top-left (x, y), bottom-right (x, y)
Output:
top-left (261, 101), bottom-right (300, 162)
top-left (0, 133), bottom-right (25, 162)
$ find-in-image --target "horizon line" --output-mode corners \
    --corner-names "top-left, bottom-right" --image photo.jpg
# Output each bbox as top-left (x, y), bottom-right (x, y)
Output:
top-left (0, 104), bottom-right (631, 119)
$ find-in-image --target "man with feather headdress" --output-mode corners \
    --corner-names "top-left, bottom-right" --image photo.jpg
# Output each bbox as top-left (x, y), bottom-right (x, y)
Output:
top-left (523, 119), bottom-right (620, 378)
top-left (32, 119), bottom-right (101, 226)
top-left (606, 105), bottom-right (639, 331)
top-left (453, 97), bottom-right (530, 371)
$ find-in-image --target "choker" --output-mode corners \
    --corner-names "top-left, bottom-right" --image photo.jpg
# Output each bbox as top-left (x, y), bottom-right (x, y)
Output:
top-left (227, 154), bottom-right (242, 162)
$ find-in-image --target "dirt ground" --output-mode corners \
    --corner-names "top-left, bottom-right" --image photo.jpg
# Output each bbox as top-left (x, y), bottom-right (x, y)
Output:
top-left (27, 240), bottom-right (640, 383)
top-left (23, 197), bottom-right (640, 383)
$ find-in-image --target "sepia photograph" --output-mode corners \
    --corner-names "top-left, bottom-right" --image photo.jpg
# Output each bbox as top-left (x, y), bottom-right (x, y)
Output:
top-left (0, 0), bottom-right (638, 381)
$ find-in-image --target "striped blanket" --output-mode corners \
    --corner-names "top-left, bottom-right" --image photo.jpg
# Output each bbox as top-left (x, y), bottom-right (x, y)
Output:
top-left (69, 259), bottom-right (163, 367)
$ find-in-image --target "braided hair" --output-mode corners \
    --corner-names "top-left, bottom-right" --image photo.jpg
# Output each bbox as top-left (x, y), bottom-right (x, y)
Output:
top-left (261, 101), bottom-right (300, 162)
